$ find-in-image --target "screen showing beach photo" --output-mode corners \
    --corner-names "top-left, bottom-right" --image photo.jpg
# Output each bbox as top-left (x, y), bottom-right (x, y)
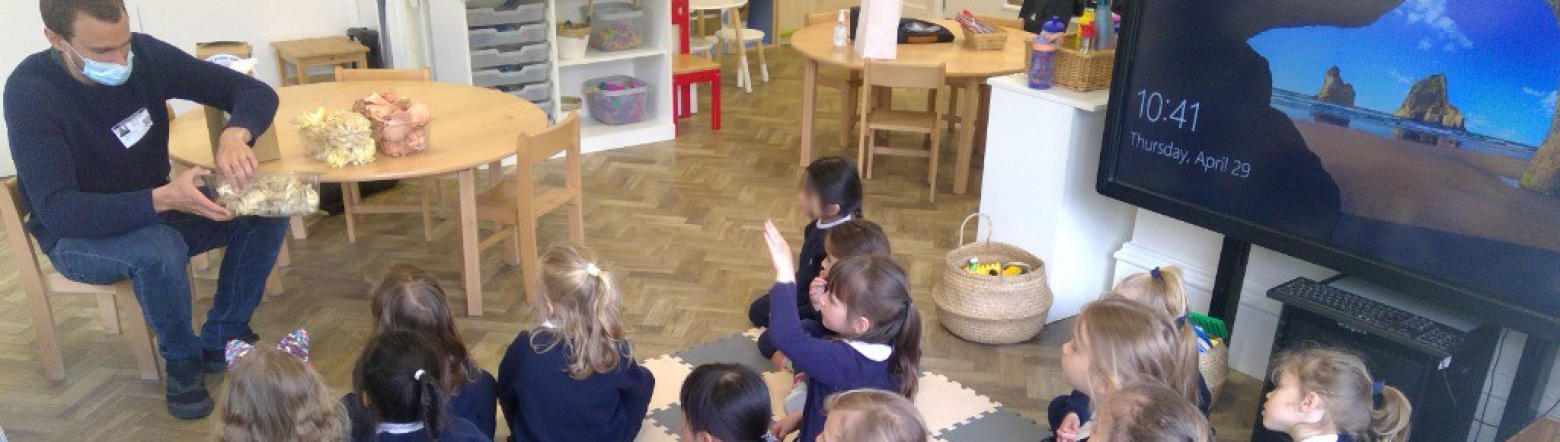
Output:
top-left (1109, 0), bottom-right (1560, 315)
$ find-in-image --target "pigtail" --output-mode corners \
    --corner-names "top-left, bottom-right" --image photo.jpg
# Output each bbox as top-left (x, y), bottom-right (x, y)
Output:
top-left (1154, 266), bottom-right (1189, 318)
top-left (1170, 316), bottom-right (1202, 405)
top-left (414, 370), bottom-right (447, 440)
top-left (889, 300), bottom-right (923, 398)
top-left (534, 247), bottom-right (630, 380)
top-left (1371, 385), bottom-right (1413, 442)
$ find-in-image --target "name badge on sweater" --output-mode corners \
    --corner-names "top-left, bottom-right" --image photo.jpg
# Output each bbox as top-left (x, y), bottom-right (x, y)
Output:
top-left (112, 107), bottom-right (154, 148)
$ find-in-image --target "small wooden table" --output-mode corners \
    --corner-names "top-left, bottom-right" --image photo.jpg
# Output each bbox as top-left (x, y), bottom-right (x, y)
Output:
top-left (791, 20), bottom-right (1032, 194)
top-left (271, 37), bottom-right (370, 86)
top-left (169, 81), bottom-right (551, 316)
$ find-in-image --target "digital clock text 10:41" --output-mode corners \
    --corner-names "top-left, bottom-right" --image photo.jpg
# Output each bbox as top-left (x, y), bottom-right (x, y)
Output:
top-left (1135, 90), bottom-right (1200, 131)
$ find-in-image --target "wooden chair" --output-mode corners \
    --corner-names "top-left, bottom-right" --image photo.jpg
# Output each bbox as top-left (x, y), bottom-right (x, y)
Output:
top-left (805, 12), bottom-right (864, 147)
top-left (704, 0), bottom-right (768, 93)
top-left (332, 67), bottom-right (448, 243)
top-left (0, 178), bottom-right (161, 381)
top-left (474, 112), bottom-right (585, 314)
top-left (674, 0), bottom-right (722, 131)
top-left (857, 60), bottom-right (946, 202)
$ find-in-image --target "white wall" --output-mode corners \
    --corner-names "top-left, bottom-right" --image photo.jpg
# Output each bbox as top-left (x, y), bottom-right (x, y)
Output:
top-left (943, 0), bottom-right (1012, 17)
top-left (0, 0), bottom-right (368, 176)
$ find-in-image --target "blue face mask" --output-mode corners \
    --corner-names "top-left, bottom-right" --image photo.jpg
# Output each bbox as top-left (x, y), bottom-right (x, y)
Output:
top-left (64, 42), bottom-right (134, 86)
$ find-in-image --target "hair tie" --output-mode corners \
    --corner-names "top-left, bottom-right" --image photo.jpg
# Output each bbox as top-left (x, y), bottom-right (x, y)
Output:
top-left (225, 329), bottom-right (311, 370)
top-left (1150, 267), bottom-right (1162, 279)
top-left (585, 263), bottom-right (601, 277)
top-left (414, 369), bottom-right (427, 381)
top-left (1372, 380), bottom-right (1385, 396)
top-left (1175, 315), bottom-right (1188, 326)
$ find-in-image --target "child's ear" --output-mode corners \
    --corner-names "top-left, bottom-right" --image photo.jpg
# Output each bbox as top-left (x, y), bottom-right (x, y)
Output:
top-left (694, 431), bottom-right (716, 442)
top-left (1297, 391), bottom-right (1327, 422)
top-left (358, 393), bottom-right (372, 409)
top-left (853, 316), bottom-right (873, 336)
top-left (824, 203), bottom-right (842, 218)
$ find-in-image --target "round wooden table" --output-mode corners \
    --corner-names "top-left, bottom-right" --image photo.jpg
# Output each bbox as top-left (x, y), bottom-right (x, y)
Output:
top-left (169, 80), bottom-right (551, 315)
top-left (790, 20), bottom-right (1032, 193)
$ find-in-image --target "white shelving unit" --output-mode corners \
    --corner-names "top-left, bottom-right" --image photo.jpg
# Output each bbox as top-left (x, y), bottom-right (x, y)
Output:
top-left (428, 0), bottom-right (674, 153)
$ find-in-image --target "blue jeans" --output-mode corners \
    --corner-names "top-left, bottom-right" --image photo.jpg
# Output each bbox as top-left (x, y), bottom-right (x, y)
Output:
top-left (45, 212), bottom-right (288, 361)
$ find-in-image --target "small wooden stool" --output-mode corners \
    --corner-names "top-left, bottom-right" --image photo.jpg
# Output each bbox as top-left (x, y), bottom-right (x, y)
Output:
top-left (271, 37), bottom-right (370, 86)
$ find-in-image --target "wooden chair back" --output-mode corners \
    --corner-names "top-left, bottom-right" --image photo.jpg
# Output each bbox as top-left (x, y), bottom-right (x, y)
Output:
top-left (334, 67), bottom-right (431, 82)
top-left (974, 14), bottom-right (1023, 30)
top-left (0, 178), bottom-right (44, 280)
top-left (863, 60), bottom-right (946, 91)
top-left (807, 12), bottom-right (834, 26)
top-left (519, 112), bottom-right (581, 166)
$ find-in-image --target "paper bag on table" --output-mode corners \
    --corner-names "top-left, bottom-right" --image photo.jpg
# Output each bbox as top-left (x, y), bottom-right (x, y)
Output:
top-left (853, 0), bottom-right (902, 60)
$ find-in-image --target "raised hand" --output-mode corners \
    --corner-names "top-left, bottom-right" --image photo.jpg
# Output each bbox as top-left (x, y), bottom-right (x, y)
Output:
top-left (763, 220), bottom-right (797, 283)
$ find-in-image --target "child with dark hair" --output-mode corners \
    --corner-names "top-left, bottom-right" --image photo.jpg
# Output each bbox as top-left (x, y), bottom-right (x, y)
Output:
top-left (349, 331), bottom-right (489, 442)
top-left (748, 156), bottom-right (864, 333)
top-left (679, 364), bottom-right (772, 442)
top-left (760, 218), bottom-right (892, 359)
top-left (760, 221), bottom-right (922, 442)
top-left (343, 264), bottom-right (497, 439)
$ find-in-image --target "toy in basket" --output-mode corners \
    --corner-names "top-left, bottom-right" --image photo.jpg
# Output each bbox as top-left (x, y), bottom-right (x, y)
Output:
top-left (934, 214), bottom-right (1054, 345)
top-left (353, 91), bottom-right (431, 157)
top-left (952, 10), bottom-right (1007, 50)
top-left (293, 107), bottom-right (375, 168)
top-left (1053, 33), bottom-right (1114, 91)
top-left (1188, 312), bottom-right (1231, 406)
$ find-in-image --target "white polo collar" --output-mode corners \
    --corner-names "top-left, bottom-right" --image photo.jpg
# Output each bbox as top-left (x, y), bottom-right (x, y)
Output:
top-left (378, 422), bottom-right (424, 434)
top-left (1298, 435), bottom-right (1339, 442)
top-left (816, 214), bottom-right (854, 229)
top-left (845, 340), bottom-right (892, 362)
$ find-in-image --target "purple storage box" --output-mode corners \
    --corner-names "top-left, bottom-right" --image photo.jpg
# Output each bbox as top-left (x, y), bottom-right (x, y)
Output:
top-left (584, 75), bottom-right (648, 125)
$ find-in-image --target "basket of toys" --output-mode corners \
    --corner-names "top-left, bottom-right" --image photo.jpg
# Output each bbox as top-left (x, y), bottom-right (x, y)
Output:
top-left (353, 91), bottom-right (431, 157)
top-left (1054, 33), bottom-right (1114, 91)
top-left (934, 213), bottom-right (1054, 345)
top-left (1188, 312), bottom-right (1231, 407)
top-left (293, 108), bottom-right (376, 168)
top-left (582, 0), bottom-right (645, 52)
top-left (953, 11), bottom-right (1007, 50)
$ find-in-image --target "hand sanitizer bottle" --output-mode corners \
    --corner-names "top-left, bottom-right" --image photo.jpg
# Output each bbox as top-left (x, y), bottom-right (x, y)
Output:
top-left (833, 9), bottom-right (850, 47)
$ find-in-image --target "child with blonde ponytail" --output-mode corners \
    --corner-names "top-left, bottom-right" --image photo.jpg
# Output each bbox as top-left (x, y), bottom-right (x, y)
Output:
top-left (1261, 347), bottom-right (1412, 442)
top-left (497, 246), bottom-right (655, 442)
top-left (1049, 299), bottom-right (1200, 442)
top-left (1108, 265), bottom-right (1214, 414)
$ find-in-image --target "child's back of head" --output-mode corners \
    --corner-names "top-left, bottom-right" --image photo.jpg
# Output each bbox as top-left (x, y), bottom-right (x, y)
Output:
top-left (371, 264), bottom-right (477, 393)
top-left (821, 389), bottom-right (928, 442)
top-left (1093, 380), bottom-right (1211, 442)
top-left (823, 255), bottom-right (922, 398)
top-left (1109, 265), bottom-right (1189, 319)
top-left (352, 330), bottom-right (449, 440)
top-left (1264, 347), bottom-right (1412, 442)
top-left (1067, 298), bottom-right (1200, 403)
top-left (802, 157), bottom-right (864, 220)
top-left (220, 341), bottom-right (345, 442)
top-left (824, 219), bottom-right (892, 259)
top-left (679, 364), bottom-right (772, 442)
top-left (534, 245), bottom-right (630, 379)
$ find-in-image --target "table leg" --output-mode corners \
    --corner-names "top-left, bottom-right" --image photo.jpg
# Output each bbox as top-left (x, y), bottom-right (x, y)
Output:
top-left (800, 59), bottom-right (818, 166)
top-left (457, 169), bottom-right (483, 316)
top-left (275, 50), bottom-right (290, 86)
top-left (295, 60), bottom-right (312, 85)
top-left (289, 216), bottom-right (309, 240)
top-left (343, 182), bottom-right (359, 243)
top-left (953, 77), bottom-right (981, 194)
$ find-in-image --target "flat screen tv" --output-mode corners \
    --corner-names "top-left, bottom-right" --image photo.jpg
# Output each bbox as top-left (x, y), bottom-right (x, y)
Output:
top-left (1096, 0), bottom-right (1560, 336)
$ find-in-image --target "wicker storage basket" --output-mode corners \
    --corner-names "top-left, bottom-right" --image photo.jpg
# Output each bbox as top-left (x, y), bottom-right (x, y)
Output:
top-left (1054, 34), bottom-right (1114, 91)
top-left (1199, 339), bottom-right (1230, 407)
top-left (958, 23), bottom-right (1007, 51)
top-left (934, 214), bottom-right (1054, 345)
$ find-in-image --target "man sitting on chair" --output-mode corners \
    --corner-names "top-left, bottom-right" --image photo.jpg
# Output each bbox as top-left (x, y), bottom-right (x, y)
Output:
top-left (4, 0), bottom-right (284, 419)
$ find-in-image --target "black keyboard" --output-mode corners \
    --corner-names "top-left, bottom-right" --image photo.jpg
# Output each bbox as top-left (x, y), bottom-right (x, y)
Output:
top-left (1269, 278), bottom-right (1467, 356)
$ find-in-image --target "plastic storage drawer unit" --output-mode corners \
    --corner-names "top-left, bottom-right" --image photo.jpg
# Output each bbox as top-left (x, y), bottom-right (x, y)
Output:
top-left (470, 44), bottom-right (548, 69)
top-left (469, 23), bottom-right (547, 48)
top-left (467, 3), bottom-right (545, 27)
top-left (500, 82), bottom-right (551, 102)
top-left (473, 63), bottom-right (550, 88)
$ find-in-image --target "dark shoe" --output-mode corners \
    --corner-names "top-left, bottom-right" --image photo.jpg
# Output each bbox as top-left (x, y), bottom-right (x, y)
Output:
top-left (165, 358), bottom-right (215, 419)
top-left (202, 328), bottom-right (260, 373)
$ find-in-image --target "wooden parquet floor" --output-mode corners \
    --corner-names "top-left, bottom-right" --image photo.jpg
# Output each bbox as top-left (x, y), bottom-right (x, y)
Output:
top-left (0, 46), bottom-right (1259, 442)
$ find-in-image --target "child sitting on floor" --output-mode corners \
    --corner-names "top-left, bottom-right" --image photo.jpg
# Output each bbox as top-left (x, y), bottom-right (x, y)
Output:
top-left (1091, 380), bottom-right (1212, 442)
top-left (678, 363), bottom-right (772, 442)
top-left (219, 330), bottom-right (347, 442)
top-left (760, 220), bottom-right (921, 442)
top-left (1107, 265), bottom-right (1214, 413)
top-left (818, 389), bottom-right (929, 442)
top-left (342, 264), bottom-right (497, 440)
top-left (1261, 347), bottom-right (1412, 442)
top-left (350, 331), bottom-right (490, 442)
top-left (497, 246), bottom-right (655, 442)
top-left (749, 156), bottom-right (864, 335)
top-left (1049, 298), bottom-right (1200, 442)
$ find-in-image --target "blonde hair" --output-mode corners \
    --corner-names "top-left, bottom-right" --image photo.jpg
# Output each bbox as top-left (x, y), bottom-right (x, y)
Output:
top-left (1270, 347), bottom-right (1412, 442)
top-left (1110, 266), bottom-right (1189, 318)
top-left (824, 389), bottom-right (928, 442)
top-left (1095, 380), bottom-right (1212, 442)
top-left (531, 246), bottom-right (630, 379)
top-left (218, 347), bottom-right (347, 442)
top-left (1073, 298), bottom-right (1200, 404)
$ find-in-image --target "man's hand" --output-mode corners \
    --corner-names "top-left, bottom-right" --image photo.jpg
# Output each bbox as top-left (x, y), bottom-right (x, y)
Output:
top-left (215, 127), bottom-right (258, 178)
top-left (153, 167), bottom-right (233, 221)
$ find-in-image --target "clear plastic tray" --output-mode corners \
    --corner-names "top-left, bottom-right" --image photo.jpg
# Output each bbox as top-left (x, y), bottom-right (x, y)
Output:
top-left (470, 43), bottom-right (548, 69)
top-left (467, 2), bottom-right (545, 27)
top-left (468, 23), bottom-right (546, 48)
top-left (200, 172), bottom-right (321, 218)
top-left (472, 63), bottom-right (550, 88)
top-left (499, 81), bottom-right (551, 102)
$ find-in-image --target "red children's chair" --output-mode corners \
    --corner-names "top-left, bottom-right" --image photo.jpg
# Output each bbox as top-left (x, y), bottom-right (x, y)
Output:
top-left (672, 0), bottom-right (721, 131)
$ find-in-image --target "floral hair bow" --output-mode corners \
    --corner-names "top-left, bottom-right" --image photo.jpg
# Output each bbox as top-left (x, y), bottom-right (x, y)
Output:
top-left (226, 329), bottom-right (311, 369)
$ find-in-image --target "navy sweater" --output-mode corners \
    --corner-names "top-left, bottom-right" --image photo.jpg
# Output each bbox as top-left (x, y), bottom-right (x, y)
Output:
top-left (767, 282), bottom-right (901, 442)
top-left (3, 33), bottom-right (278, 251)
top-left (352, 417), bottom-right (491, 442)
top-left (496, 330), bottom-right (655, 442)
